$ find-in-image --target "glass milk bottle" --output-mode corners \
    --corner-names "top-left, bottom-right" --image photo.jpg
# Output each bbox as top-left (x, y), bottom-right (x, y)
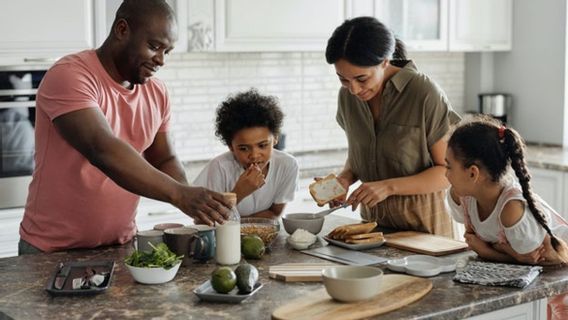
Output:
top-left (215, 192), bottom-right (241, 265)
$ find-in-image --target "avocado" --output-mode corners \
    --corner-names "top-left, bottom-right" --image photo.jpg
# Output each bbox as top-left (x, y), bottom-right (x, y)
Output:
top-left (242, 235), bottom-right (265, 259)
top-left (235, 263), bottom-right (259, 294)
top-left (211, 266), bottom-right (237, 294)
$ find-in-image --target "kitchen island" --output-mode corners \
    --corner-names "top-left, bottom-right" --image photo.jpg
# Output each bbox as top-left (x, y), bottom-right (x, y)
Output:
top-left (1, 215), bottom-right (567, 320)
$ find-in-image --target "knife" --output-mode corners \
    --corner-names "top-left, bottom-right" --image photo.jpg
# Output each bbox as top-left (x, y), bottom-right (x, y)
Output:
top-left (53, 262), bottom-right (71, 290)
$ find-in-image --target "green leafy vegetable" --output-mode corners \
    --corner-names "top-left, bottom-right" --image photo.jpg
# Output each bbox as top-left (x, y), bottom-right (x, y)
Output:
top-left (124, 242), bottom-right (183, 270)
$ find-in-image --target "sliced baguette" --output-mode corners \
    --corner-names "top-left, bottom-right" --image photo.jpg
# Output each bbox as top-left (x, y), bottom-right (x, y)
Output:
top-left (345, 232), bottom-right (383, 240)
top-left (345, 236), bottom-right (384, 244)
top-left (309, 174), bottom-right (347, 206)
top-left (327, 222), bottom-right (378, 240)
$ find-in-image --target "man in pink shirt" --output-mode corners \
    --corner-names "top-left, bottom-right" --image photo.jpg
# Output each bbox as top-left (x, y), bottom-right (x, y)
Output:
top-left (19, 0), bottom-right (230, 254)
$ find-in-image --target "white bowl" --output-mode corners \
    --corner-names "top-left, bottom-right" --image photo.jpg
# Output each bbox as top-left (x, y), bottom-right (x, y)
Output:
top-left (125, 262), bottom-right (181, 284)
top-left (322, 266), bottom-right (383, 302)
top-left (386, 255), bottom-right (456, 277)
top-left (286, 236), bottom-right (315, 250)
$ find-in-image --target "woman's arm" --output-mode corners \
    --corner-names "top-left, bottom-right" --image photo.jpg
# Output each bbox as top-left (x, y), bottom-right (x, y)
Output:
top-left (348, 138), bottom-right (449, 208)
top-left (250, 203), bottom-right (286, 219)
top-left (464, 232), bottom-right (517, 263)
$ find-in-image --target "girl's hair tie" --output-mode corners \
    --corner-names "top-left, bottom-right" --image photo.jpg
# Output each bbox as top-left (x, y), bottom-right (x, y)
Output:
top-left (498, 125), bottom-right (506, 143)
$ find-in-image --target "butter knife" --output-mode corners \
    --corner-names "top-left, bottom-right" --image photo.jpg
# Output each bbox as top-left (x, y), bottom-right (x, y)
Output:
top-left (53, 262), bottom-right (71, 290)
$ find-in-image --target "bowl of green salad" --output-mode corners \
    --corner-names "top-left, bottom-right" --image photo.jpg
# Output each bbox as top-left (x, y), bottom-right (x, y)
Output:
top-left (124, 242), bottom-right (183, 284)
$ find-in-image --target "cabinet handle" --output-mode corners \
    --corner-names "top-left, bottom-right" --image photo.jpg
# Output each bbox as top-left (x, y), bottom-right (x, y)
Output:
top-left (23, 57), bottom-right (59, 63)
top-left (147, 210), bottom-right (180, 216)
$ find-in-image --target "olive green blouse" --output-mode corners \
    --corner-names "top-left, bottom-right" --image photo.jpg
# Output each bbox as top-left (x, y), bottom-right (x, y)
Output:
top-left (336, 60), bottom-right (461, 182)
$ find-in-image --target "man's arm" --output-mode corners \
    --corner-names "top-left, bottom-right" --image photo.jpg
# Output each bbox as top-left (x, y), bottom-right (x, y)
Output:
top-left (144, 132), bottom-right (188, 184)
top-left (53, 108), bottom-right (230, 225)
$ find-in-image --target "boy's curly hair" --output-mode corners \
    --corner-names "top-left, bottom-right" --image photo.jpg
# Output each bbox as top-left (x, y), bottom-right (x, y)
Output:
top-left (215, 89), bottom-right (284, 146)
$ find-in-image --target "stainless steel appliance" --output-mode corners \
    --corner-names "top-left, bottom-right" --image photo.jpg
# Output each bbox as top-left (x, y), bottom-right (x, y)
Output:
top-left (478, 93), bottom-right (512, 125)
top-left (0, 65), bottom-right (48, 209)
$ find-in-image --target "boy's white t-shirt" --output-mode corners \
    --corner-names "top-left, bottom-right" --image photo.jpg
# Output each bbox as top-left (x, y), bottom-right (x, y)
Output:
top-left (193, 149), bottom-right (299, 216)
top-left (446, 184), bottom-right (566, 254)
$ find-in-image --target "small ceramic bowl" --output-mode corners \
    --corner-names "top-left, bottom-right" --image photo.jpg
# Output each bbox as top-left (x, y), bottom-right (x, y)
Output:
top-left (281, 213), bottom-right (324, 235)
top-left (322, 266), bottom-right (383, 302)
top-left (240, 217), bottom-right (280, 247)
top-left (286, 236), bottom-right (315, 250)
top-left (125, 262), bottom-right (181, 285)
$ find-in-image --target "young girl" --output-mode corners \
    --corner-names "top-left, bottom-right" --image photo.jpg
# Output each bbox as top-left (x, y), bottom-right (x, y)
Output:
top-left (193, 89), bottom-right (299, 219)
top-left (445, 116), bottom-right (568, 319)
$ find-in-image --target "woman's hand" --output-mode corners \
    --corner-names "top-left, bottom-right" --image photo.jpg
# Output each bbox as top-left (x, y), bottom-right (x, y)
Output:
top-left (347, 181), bottom-right (391, 210)
top-left (233, 164), bottom-right (265, 201)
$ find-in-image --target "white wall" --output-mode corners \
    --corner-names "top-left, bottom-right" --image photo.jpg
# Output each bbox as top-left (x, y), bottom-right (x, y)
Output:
top-left (158, 52), bottom-right (465, 162)
top-left (467, 0), bottom-right (566, 145)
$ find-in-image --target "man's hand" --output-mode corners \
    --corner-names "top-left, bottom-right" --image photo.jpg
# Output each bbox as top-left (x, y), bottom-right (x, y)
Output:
top-left (233, 164), bottom-right (266, 201)
top-left (176, 186), bottom-right (231, 226)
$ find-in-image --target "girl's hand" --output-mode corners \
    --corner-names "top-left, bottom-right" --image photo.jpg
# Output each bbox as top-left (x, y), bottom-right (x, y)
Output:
top-left (233, 164), bottom-right (265, 199)
top-left (347, 181), bottom-right (390, 211)
top-left (464, 232), bottom-right (492, 254)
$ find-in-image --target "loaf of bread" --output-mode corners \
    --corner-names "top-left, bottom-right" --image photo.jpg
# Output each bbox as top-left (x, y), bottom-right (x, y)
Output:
top-left (327, 222), bottom-right (378, 240)
top-left (309, 174), bottom-right (347, 206)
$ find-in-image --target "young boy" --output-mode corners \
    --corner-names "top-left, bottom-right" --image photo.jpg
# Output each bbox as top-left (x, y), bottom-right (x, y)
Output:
top-left (193, 89), bottom-right (299, 219)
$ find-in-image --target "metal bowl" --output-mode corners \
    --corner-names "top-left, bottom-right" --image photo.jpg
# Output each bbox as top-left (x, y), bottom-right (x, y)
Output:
top-left (281, 213), bottom-right (324, 235)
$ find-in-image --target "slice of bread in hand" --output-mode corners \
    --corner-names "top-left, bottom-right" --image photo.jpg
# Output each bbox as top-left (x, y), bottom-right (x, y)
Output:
top-left (309, 174), bottom-right (347, 206)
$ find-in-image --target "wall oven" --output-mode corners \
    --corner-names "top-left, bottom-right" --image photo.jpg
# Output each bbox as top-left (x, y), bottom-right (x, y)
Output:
top-left (0, 65), bottom-right (47, 209)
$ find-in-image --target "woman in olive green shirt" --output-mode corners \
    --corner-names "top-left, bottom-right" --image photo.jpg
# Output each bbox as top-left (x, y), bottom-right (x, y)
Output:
top-left (325, 17), bottom-right (461, 237)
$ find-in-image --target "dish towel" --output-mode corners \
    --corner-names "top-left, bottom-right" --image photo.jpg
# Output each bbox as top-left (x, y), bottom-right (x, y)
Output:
top-left (453, 261), bottom-right (542, 288)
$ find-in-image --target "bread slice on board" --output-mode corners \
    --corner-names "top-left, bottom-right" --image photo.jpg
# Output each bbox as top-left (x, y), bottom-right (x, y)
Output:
top-left (309, 174), bottom-right (347, 206)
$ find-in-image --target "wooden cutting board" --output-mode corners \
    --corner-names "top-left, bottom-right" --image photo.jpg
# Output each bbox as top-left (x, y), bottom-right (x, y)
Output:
top-left (269, 263), bottom-right (338, 282)
top-left (272, 274), bottom-right (432, 320)
top-left (384, 231), bottom-right (468, 256)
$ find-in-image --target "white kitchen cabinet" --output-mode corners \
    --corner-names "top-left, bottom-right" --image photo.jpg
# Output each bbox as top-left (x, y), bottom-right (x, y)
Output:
top-left (375, 0), bottom-right (449, 51)
top-left (0, 208), bottom-right (24, 258)
top-left (449, 0), bottom-right (512, 51)
top-left (0, 0), bottom-right (94, 62)
top-left (94, 0), bottom-right (188, 52)
top-left (530, 167), bottom-right (565, 218)
top-left (213, 0), bottom-right (349, 52)
top-left (466, 298), bottom-right (546, 320)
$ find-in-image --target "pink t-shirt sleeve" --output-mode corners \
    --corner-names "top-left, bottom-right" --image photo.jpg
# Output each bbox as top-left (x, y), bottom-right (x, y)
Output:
top-left (37, 62), bottom-right (99, 120)
top-left (158, 83), bottom-right (171, 132)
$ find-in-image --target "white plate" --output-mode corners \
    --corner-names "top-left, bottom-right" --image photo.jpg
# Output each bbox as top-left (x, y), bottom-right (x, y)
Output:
top-left (386, 255), bottom-right (456, 277)
top-left (324, 236), bottom-right (386, 251)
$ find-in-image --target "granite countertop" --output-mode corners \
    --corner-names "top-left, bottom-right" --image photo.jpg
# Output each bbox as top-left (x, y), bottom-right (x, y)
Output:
top-left (1, 215), bottom-right (568, 320)
top-left (525, 144), bottom-right (568, 172)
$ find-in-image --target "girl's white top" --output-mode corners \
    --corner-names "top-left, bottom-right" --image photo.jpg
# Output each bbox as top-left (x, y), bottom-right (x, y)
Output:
top-left (447, 184), bottom-right (567, 254)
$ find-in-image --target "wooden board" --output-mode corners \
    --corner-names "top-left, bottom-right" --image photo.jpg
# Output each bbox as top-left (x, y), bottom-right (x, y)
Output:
top-left (269, 263), bottom-right (337, 282)
top-left (272, 274), bottom-right (432, 320)
top-left (384, 231), bottom-right (469, 256)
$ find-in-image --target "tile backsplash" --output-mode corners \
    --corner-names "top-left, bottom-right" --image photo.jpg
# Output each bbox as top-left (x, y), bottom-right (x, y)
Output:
top-left (159, 52), bottom-right (465, 162)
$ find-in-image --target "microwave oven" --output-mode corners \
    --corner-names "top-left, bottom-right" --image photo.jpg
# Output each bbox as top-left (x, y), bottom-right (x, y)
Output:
top-left (0, 65), bottom-right (48, 209)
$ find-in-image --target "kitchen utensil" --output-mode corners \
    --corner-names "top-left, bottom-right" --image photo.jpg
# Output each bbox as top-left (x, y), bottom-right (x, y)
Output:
top-left (478, 93), bottom-right (511, 125)
top-left (135, 229), bottom-right (165, 253)
top-left (324, 236), bottom-right (385, 251)
top-left (193, 280), bottom-right (263, 303)
top-left (386, 255), bottom-right (457, 277)
top-left (45, 260), bottom-right (115, 296)
top-left (282, 214), bottom-right (324, 235)
top-left (269, 263), bottom-right (337, 282)
top-left (272, 274), bottom-right (432, 320)
top-left (322, 266), bottom-right (383, 302)
top-left (301, 246), bottom-right (387, 265)
top-left (53, 262), bottom-right (71, 290)
top-left (384, 231), bottom-right (468, 256)
top-left (310, 203), bottom-right (349, 219)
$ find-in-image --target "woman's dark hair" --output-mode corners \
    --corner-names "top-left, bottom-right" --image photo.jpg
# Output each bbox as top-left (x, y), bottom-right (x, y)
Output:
top-left (215, 89), bottom-right (284, 146)
top-left (325, 16), bottom-right (407, 67)
top-left (448, 115), bottom-right (562, 251)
